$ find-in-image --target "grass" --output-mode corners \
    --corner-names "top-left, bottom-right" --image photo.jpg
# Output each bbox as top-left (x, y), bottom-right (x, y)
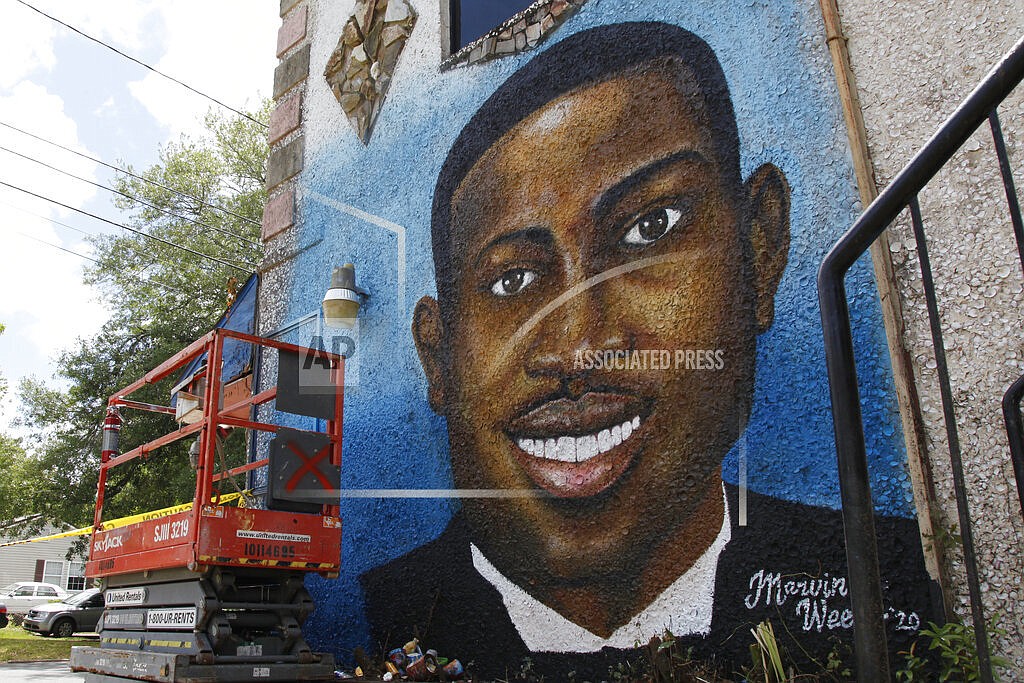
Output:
top-left (0, 621), bottom-right (94, 662)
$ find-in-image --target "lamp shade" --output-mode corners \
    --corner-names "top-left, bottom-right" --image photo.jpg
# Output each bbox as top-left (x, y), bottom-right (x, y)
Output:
top-left (323, 263), bottom-right (362, 328)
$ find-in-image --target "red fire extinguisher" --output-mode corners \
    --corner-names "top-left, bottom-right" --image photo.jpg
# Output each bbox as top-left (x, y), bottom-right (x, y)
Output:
top-left (101, 405), bottom-right (122, 462)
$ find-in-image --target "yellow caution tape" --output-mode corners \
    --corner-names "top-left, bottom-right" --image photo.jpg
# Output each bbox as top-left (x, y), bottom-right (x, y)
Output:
top-left (0, 492), bottom-right (247, 548)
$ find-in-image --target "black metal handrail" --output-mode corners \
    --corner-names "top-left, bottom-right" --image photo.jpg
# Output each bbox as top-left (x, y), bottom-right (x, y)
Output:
top-left (818, 34), bottom-right (1024, 682)
top-left (1001, 374), bottom-right (1024, 521)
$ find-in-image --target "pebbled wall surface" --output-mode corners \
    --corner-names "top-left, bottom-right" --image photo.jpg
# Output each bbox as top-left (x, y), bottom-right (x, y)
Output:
top-left (838, 0), bottom-right (1024, 674)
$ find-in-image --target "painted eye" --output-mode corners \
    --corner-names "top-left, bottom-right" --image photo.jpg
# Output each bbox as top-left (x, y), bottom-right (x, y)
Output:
top-left (490, 269), bottom-right (537, 297)
top-left (621, 207), bottom-right (684, 246)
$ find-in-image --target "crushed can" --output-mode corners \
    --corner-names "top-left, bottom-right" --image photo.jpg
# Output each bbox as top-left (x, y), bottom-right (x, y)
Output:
top-left (388, 647), bottom-right (407, 670)
top-left (405, 649), bottom-right (437, 681)
top-left (443, 659), bottom-right (465, 679)
top-left (385, 661), bottom-right (400, 675)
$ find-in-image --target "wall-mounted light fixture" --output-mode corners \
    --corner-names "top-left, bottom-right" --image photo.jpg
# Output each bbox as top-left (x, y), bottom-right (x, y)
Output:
top-left (322, 263), bottom-right (369, 329)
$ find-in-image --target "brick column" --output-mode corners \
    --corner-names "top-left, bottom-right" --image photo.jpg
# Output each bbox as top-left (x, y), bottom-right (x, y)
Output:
top-left (262, 0), bottom-right (310, 243)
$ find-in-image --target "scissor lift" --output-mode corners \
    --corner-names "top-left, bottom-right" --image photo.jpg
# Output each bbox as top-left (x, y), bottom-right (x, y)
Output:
top-left (70, 329), bottom-right (344, 682)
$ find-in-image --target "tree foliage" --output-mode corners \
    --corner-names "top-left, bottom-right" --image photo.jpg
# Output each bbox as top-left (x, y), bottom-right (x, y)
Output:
top-left (11, 103), bottom-right (269, 529)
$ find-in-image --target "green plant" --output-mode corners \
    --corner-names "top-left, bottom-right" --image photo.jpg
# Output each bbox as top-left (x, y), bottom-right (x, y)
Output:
top-left (896, 617), bottom-right (1010, 682)
top-left (747, 621), bottom-right (792, 683)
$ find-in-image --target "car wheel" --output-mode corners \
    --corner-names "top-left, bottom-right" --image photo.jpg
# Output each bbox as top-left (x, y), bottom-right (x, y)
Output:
top-left (52, 618), bottom-right (75, 638)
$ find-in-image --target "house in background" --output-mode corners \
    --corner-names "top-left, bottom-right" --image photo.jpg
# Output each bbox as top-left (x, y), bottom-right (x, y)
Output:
top-left (0, 516), bottom-right (86, 593)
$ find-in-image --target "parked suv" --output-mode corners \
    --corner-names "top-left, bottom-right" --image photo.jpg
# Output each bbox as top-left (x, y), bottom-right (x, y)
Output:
top-left (0, 582), bottom-right (69, 614)
top-left (22, 588), bottom-right (103, 637)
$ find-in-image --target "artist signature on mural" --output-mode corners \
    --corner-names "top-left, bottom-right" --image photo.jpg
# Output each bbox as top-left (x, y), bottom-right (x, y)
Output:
top-left (744, 568), bottom-right (921, 633)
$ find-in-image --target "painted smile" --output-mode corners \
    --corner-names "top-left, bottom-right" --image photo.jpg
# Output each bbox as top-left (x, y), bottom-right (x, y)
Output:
top-left (515, 415), bottom-right (641, 463)
top-left (506, 392), bottom-right (646, 498)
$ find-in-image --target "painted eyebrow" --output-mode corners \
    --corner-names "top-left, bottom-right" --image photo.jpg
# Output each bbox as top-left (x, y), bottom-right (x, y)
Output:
top-left (473, 227), bottom-right (553, 268)
top-left (593, 149), bottom-right (708, 220)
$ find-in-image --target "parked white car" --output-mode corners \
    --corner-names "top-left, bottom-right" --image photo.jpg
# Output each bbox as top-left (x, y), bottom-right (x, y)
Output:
top-left (0, 582), bottom-right (69, 615)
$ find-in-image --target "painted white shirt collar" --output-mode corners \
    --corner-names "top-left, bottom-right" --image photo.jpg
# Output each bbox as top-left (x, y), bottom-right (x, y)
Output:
top-left (470, 487), bottom-right (732, 653)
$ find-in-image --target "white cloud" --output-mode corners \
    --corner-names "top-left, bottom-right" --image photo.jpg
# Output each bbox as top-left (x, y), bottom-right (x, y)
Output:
top-left (0, 1), bottom-right (277, 432)
top-left (128, 1), bottom-right (278, 139)
top-left (0, 82), bottom-right (108, 404)
top-left (0, 1), bottom-right (57, 88)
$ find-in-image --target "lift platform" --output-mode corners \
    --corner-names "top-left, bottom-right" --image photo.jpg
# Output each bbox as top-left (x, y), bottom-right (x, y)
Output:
top-left (71, 329), bottom-right (344, 682)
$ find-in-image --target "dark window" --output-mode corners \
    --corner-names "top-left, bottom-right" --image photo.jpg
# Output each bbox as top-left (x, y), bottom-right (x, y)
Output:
top-left (450, 0), bottom-right (535, 51)
top-left (37, 586), bottom-right (57, 596)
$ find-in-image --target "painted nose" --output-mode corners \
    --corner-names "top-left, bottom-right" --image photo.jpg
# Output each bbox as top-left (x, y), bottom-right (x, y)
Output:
top-left (524, 276), bottom-right (629, 381)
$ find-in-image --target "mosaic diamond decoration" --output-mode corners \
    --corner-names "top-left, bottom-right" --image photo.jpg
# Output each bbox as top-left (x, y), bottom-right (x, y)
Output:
top-left (324, 0), bottom-right (416, 143)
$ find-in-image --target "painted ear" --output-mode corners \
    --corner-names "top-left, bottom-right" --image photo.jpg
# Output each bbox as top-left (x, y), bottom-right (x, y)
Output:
top-left (745, 163), bottom-right (791, 333)
top-left (412, 295), bottom-right (449, 413)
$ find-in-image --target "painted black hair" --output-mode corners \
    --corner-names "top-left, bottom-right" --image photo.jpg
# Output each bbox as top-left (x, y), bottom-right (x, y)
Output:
top-left (430, 21), bottom-right (741, 305)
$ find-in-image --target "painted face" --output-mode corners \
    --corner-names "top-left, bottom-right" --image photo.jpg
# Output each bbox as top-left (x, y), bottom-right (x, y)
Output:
top-left (415, 59), bottom-right (789, 607)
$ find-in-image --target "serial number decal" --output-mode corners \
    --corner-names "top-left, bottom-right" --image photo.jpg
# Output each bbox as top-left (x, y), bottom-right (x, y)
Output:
top-left (243, 543), bottom-right (296, 559)
top-left (105, 588), bottom-right (147, 606)
top-left (146, 607), bottom-right (197, 629)
top-left (153, 517), bottom-right (189, 543)
top-left (236, 530), bottom-right (310, 543)
top-left (103, 612), bottom-right (145, 627)
top-left (253, 666), bottom-right (271, 678)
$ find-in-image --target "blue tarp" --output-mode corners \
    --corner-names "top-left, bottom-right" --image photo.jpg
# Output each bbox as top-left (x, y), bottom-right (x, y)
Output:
top-left (176, 273), bottom-right (259, 390)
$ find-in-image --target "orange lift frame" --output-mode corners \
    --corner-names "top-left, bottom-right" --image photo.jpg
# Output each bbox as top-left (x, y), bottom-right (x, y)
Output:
top-left (87, 328), bottom-right (343, 580)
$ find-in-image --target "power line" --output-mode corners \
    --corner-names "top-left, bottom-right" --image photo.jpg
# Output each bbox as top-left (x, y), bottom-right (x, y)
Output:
top-left (0, 144), bottom-right (261, 250)
top-left (0, 197), bottom-right (94, 238)
top-left (12, 0), bottom-right (267, 129)
top-left (0, 197), bottom-right (232, 282)
top-left (0, 179), bottom-right (252, 274)
top-left (13, 230), bottom-right (99, 263)
top-left (0, 119), bottom-right (262, 229)
top-left (8, 230), bottom-right (183, 295)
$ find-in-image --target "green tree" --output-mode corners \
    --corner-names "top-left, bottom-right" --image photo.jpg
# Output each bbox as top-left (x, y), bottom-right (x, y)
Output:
top-left (0, 321), bottom-right (34, 526)
top-left (12, 103), bottom-right (269, 529)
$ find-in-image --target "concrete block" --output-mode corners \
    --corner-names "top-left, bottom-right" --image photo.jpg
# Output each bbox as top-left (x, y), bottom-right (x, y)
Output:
top-left (277, 5), bottom-right (308, 57)
top-left (268, 92), bottom-right (302, 145)
top-left (266, 137), bottom-right (304, 192)
top-left (273, 44), bottom-right (310, 99)
top-left (262, 188), bottom-right (296, 242)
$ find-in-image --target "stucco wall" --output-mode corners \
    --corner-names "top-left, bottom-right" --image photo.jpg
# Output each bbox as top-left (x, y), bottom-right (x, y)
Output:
top-left (836, 0), bottom-right (1024, 675)
top-left (259, 0), bottom-right (950, 677)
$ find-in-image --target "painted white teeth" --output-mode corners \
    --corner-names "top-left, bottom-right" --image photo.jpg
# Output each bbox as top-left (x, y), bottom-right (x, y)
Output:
top-left (516, 416), bottom-right (641, 463)
top-left (577, 435), bottom-right (599, 461)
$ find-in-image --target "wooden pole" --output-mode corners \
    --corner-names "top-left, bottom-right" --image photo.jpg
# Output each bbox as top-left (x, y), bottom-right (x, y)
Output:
top-left (818, 0), bottom-right (952, 619)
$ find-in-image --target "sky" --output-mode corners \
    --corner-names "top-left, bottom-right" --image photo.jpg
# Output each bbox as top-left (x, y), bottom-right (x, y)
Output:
top-left (0, 0), bottom-right (278, 430)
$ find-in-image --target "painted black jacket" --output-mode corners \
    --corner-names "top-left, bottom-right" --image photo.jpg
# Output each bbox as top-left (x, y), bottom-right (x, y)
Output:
top-left (360, 485), bottom-right (938, 681)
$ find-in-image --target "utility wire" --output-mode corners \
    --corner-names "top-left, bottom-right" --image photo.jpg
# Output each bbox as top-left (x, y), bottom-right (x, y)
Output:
top-left (9, 230), bottom-right (183, 295)
top-left (0, 144), bottom-right (261, 251)
top-left (0, 198), bottom-right (198, 280)
top-left (0, 197), bottom-right (94, 238)
top-left (0, 119), bottom-right (262, 229)
top-left (13, 230), bottom-right (99, 263)
top-left (0, 179), bottom-right (251, 274)
top-left (12, 0), bottom-right (267, 130)
top-left (0, 197), bottom-right (240, 286)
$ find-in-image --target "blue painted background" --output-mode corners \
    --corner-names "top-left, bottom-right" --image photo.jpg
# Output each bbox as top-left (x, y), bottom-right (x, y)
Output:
top-left (278, 0), bottom-right (916, 655)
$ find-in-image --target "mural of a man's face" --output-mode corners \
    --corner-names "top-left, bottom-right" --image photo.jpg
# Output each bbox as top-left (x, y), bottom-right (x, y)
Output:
top-left (414, 55), bottom-right (790, 631)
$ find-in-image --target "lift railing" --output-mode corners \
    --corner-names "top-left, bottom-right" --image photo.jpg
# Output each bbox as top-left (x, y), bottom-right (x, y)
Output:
top-left (818, 35), bottom-right (1024, 683)
top-left (89, 328), bottom-right (344, 579)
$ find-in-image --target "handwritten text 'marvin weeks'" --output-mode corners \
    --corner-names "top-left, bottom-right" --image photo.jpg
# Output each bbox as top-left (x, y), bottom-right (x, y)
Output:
top-left (744, 569), bottom-right (921, 633)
